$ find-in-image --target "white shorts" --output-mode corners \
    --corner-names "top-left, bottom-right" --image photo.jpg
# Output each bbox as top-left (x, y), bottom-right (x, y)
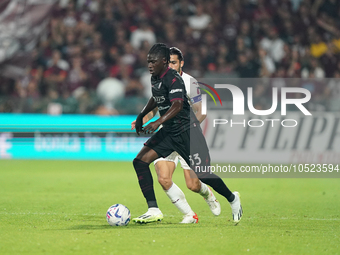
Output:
top-left (154, 151), bottom-right (191, 170)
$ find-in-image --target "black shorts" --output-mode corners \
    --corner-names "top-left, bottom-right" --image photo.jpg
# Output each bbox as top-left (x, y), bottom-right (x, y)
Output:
top-left (144, 125), bottom-right (211, 170)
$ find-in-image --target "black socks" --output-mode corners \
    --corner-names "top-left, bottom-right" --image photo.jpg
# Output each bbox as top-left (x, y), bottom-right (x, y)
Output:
top-left (133, 158), bottom-right (158, 208)
top-left (196, 172), bottom-right (235, 203)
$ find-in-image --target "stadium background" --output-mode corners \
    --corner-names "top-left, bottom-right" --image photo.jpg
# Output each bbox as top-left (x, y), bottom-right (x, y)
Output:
top-left (0, 1), bottom-right (339, 255)
top-left (0, 0), bottom-right (339, 161)
top-left (0, 0), bottom-right (340, 115)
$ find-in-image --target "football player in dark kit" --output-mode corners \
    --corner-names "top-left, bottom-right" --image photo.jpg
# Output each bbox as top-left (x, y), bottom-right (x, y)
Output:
top-left (132, 43), bottom-right (242, 224)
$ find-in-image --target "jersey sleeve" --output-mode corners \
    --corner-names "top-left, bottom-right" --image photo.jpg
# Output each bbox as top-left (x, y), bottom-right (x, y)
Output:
top-left (189, 78), bottom-right (202, 105)
top-left (168, 75), bottom-right (186, 102)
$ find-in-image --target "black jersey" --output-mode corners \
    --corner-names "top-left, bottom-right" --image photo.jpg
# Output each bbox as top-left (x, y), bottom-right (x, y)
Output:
top-left (151, 67), bottom-right (199, 136)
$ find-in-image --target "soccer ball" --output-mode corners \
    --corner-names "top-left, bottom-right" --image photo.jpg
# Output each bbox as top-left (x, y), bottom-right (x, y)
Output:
top-left (106, 204), bottom-right (131, 226)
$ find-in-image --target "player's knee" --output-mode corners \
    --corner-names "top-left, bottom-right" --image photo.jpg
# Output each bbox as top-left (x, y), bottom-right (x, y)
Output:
top-left (158, 175), bottom-right (172, 190)
top-left (133, 157), bottom-right (146, 165)
top-left (186, 178), bottom-right (200, 193)
top-left (135, 153), bottom-right (149, 162)
top-left (133, 158), bottom-right (149, 172)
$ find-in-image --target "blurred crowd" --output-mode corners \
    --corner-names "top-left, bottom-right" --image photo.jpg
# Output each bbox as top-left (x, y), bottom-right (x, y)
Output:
top-left (0, 0), bottom-right (340, 114)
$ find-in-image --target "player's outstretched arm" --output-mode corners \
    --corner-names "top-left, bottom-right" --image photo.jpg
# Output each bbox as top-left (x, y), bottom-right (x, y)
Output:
top-left (143, 100), bottom-right (183, 134)
top-left (135, 97), bottom-right (157, 135)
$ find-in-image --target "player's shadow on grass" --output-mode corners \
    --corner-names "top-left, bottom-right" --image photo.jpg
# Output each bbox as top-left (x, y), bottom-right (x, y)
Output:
top-left (65, 222), bottom-right (207, 230)
top-left (77, 215), bottom-right (104, 221)
top-left (68, 224), bottom-right (115, 230)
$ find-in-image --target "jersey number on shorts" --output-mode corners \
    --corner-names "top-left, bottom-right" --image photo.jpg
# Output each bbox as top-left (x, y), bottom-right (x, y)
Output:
top-left (189, 153), bottom-right (201, 166)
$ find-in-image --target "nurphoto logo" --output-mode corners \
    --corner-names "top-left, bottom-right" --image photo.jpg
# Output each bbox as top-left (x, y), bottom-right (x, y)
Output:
top-left (199, 84), bottom-right (312, 128)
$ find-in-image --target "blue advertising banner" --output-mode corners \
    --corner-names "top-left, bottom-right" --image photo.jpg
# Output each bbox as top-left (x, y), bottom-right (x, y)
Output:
top-left (0, 114), bottom-right (150, 161)
top-left (0, 114), bottom-right (136, 132)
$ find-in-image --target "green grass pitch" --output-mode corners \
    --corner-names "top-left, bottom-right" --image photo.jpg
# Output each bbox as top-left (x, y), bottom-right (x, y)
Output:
top-left (0, 160), bottom-right (339, 255)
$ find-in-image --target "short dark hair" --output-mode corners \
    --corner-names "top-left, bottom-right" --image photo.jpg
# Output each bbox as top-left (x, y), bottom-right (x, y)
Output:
top-left (169, 47), bottom-right (184, 61)
top-left (148, 43), bottom-right (170, 63)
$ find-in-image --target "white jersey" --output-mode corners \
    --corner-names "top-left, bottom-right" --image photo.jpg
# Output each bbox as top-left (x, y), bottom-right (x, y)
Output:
top-left (181, 71), bottom-right (202, 106)
top-left (154, 71), bottom-right (202, 169)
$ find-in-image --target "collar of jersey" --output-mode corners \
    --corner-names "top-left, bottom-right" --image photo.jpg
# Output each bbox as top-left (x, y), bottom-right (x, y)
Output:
top-left (159, 67), bottom-right (170, 79)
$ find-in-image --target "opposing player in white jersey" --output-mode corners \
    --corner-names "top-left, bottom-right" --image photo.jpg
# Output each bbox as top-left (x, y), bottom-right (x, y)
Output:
top-left (132, 47), bottom-right (221, 223)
